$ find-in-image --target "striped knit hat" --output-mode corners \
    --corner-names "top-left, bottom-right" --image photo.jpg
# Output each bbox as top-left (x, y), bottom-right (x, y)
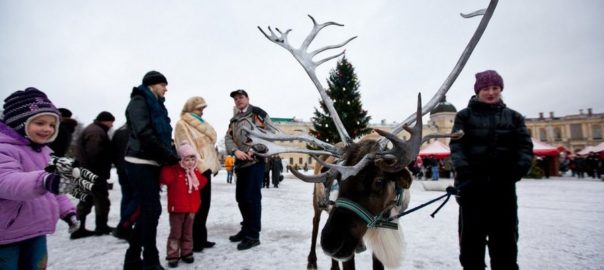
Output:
top-left (2, 87), bottom-right (60, 139)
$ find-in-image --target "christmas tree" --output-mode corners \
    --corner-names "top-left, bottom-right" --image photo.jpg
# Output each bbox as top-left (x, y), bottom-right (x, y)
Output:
top-left (310, 56), bottom-right (371, 144)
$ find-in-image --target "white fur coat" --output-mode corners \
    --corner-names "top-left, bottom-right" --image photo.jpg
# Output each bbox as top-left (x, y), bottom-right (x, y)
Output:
top-left (174, 113), bottom-right (221, 174)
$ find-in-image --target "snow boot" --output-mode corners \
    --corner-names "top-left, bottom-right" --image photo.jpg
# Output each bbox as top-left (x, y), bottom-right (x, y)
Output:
top-left (181, 254), bottom-right (194, 264)
top-left (95, 225), bottom-right (115, 236)
top-left (70, 228), bottom-right (95, 239)
top-left (70, 217), bottom-right (94, 239)
top-left (166, 258), bottom-right (179, 268)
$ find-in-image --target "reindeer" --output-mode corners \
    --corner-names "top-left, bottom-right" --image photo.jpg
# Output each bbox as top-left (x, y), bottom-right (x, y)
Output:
top-left (243, 1), bottom-right (499, 269)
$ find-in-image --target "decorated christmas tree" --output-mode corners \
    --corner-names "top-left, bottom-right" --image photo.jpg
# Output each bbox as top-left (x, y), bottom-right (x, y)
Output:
top-left (310, 56), bottom-right (371, 144)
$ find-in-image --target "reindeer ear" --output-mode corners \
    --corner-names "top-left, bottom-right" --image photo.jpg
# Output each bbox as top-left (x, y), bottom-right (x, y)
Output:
top-left (395, 168), bottom-right (413, 189)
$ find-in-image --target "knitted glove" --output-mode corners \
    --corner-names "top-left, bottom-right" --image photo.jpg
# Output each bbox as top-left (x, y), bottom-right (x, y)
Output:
top-left (43, 173), bottom-right (72, 194)
top-left (61, 213), bottom-right (80, 233)
top-left (45, 154), bottom-right (101, 198)
top-left (45, 155), bottom-right (77, 178)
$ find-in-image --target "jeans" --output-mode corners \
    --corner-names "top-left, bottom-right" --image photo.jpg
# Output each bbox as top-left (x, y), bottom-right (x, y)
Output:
top-left (0, 235), bottom-right (47, 270)
top-left (226, 170), bottom-right (233, 183)
top-left (124, 162), bottom-right (162, 267)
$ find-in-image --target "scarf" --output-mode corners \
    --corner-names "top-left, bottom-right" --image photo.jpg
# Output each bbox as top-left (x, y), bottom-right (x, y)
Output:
top-left (136, 85), bottom-right (173, 148)
top-left (180, 160), bottom-right (200, 194)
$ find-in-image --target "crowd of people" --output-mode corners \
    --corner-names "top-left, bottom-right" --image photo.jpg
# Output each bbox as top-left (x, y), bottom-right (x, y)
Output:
top-left (0, 71), bottom-right (282, 270)
top-left (3, 69), bottom-right (599, 270)
top-left (565, 153), bottom-right (603, 179)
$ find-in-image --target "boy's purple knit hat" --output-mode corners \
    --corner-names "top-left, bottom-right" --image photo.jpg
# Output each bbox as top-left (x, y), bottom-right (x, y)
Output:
top-left (2, 87), bottom-right (60, 136)
top-left (474, 70), bottom-right (504, 94)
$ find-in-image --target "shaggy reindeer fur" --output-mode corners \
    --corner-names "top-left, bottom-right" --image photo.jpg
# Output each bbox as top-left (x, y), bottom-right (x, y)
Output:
top-left (363, 188), bottom-right (411, 268)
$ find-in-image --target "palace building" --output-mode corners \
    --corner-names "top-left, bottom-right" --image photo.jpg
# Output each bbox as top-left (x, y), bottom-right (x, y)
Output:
top-left (269, 99), bottom-right (603, 169)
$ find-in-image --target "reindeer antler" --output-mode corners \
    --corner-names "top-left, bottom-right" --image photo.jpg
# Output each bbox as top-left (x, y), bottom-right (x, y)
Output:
top-left (253, 0), bottom-right (498, 181)
top-left (382, 0), bottom-right (499, 145)
top-left (258, 15), bottom-right (357, 145)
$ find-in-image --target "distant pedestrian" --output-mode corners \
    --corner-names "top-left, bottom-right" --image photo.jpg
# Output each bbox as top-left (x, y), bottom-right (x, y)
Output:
top-left (263, 157), bottom-right (271, 188)
top-left (271, 155), bottom-right (283, 188)
top-left (71, 111), bottom-right (115, 239)
top-left (49, 108), bottom-right (78, 157)
top-left (160, 142), bottom-right (207, 267)
top-left (224, 155), bottom-right (235, 184)
top-left (450, 70), bottom-right (533, 269)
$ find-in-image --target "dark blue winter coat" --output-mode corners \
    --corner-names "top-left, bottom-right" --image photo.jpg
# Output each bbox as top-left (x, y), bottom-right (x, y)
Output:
top-left (450, 97), bottom-right (533, 196)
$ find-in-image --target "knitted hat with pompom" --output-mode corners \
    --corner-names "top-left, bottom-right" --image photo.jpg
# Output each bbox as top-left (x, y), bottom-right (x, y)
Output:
top-left (2, 87), bottom-right (60, 139)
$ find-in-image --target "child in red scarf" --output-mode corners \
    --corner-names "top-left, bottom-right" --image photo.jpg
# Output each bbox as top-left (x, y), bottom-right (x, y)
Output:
top-left (160, 142), bottom-right (207, 267)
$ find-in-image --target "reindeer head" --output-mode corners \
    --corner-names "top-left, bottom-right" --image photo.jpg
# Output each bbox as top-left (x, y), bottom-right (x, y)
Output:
top-left (252, 0), bottom-right (497, 265)
top-left (319, 137), bottom-right (413, 262)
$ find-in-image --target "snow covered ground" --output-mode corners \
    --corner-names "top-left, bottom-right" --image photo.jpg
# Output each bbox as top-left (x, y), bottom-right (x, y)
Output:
top-left (47, 171), bottom-right (604, 269)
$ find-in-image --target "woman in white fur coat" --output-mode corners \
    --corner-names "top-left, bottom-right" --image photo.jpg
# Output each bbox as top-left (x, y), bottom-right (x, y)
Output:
top-left (174, 96), bottom-right (221, 252)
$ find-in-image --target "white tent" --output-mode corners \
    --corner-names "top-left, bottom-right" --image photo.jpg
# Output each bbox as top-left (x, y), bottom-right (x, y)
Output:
top-left (532, 138), bottom-right (559, 156)
top-left (577, 142), bottom-right (604, 156)
top-left (418, 140), bottom-right (451, 159)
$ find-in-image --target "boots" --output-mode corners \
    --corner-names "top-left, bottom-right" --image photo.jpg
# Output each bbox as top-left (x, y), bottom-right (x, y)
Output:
top-left (70, 216), bottom-right (94, 240)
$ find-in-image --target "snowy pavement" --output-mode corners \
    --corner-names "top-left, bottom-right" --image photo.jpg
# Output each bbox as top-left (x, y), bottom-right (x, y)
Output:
top-left (47, 171), bottom-right (604, 269)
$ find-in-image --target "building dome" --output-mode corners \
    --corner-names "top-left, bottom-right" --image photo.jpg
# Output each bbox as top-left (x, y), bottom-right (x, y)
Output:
top-left (430, 96), bottom-right (457, 115)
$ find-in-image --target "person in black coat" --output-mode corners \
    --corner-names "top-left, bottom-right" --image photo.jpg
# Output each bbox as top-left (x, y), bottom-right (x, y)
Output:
top-left (123, 71), bottom-right (180, 269)
top-left (111, 124), bottom-right (137, 240)
top-left (270, 155), bottom-right (283, 188)
top-left (71, 111), bottom-right (115, 239)
top-left (49, 108), bottom-right (78, 157)
top-left (450, 70), bottom-right (533, 270)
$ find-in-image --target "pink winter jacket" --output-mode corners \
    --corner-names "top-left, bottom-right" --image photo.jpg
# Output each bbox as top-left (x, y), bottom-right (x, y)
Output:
top-left (0, 121), bottom-right (75, 245)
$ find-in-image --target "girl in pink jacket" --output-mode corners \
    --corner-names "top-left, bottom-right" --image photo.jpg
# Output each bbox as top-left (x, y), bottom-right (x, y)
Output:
top-left (160, 142), bottom-right (207, 267)
top-left (0, 88), bottom-right (78, 270)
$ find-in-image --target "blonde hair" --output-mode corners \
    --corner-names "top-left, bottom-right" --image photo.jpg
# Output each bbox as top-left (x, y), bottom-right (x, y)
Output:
top-left (181, 96), bottom-right (207, 116)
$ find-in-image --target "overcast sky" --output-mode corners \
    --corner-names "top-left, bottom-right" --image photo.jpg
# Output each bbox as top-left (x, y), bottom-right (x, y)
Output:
top-left (1, 0), bottom-right (602, 137)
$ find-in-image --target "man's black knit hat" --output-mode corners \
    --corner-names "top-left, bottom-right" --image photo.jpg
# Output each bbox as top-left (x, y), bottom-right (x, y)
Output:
top-left (142, 71), bottom-right (168, 86)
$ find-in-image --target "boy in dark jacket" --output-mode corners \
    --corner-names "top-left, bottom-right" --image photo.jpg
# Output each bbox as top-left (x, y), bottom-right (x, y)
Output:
top-left (450, 70), bottom-right (533, 270)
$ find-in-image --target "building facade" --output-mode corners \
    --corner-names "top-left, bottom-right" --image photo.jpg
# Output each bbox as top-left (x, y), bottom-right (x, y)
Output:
top-left (525, 109), bottom-right (603, 153)
top-left (270, 103), bottom-right (603, 167)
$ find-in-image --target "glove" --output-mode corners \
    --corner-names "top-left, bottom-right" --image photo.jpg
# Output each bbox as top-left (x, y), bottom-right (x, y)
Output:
top-left (62, 213), bottom-right (80, 233)
top-left (43, 173), bottom-right (72, 194)
top-left (46, 155), bottom-right (77, 177)
top-left (72, 167), bottom-right (99, 183)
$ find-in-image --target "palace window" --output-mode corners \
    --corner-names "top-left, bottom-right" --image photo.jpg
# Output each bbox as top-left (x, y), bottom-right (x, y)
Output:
top-left (570, 124), bottom-right (583, 139)
top-left (539, 128), bottom-right (547, 141)
top-left (593, 125), bottom-right (602, 140)
top-left (553, 127), bottom-right (562, 141)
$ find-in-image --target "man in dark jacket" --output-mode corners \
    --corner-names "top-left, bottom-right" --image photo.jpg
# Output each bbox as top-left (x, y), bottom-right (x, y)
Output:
top-left (450, 70), bottom-right (533, 270)
top-left (271, 155), bottom-right (283, 188)
top-left (49, 108), bottom-right (79, 157)
top-left (71, 111), bottom-right (115, 239)
top-left (123, 71), bottom-right (179, 270)
top-left (111, 124), bottom-right (137, 240)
